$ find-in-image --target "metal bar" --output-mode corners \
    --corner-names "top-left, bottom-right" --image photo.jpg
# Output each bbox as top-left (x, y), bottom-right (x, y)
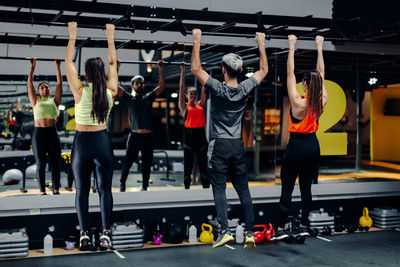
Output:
top-left (208, 22), bottom-right (236, 32)
top-left (111, 16), bottom-right (126, 26)
top-left (30, 35), bottom-right (41, 46)
top-left (156, 42), bottom-right (177, 51)
top-left (0, 56), bottom-right (65, 62)
top-left (200, 44), bottom-right (219, 52)
top-left (116, 40), bottom-right (135, 50)
top-left (150, 20), bottom-right (179, 34)
top-left (119, 60), bottom-right (219, 66)
top-left (50, 10), bottom-right (64, 23)
top-left (355, 57), bottom-right (362, 172)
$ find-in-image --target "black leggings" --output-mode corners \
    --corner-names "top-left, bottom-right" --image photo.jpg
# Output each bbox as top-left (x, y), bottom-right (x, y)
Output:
top-left (71, 130), bottom-right (114, 231)
top-left (183, 127), bottom-right (209, 189)
top-left (279, 132), bottom-right (320, 227)
top-left (120, 132), bottom-right (153, 190)
top-left (31, 127), bottom-right (61, 192)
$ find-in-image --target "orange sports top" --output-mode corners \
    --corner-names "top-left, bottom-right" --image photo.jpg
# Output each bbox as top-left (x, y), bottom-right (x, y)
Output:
top-left (288, 106), bottom-right (319, 133)
top-left (184, 103), bottom-right (206, 128)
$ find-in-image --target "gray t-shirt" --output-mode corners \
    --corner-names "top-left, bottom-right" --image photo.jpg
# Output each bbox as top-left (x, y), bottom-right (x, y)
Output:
top-left (205, 76), bottom-right (258, 139)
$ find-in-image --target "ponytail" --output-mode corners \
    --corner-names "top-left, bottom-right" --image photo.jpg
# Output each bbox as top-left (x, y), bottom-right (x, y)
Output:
top-left (84, 57), bottom-right (109, 124)
top-left (303, 70), bottom-right (323, 119)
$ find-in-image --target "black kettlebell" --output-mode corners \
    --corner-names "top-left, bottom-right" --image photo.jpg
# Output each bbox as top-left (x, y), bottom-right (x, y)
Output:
top-left (347, 224), bottom-right (358, 233)
top-left (308, 227), bottom-right (319, 237)
top-left (294, 235), bottom-right (306, 244)
top-left (321, 226), bottom-right (332, 236)
top-left (284, 235), bottom-right (294, 244)
top-left (166, 222), bottom-right (185, 244)
top-left (335, 224), bottom-right (345, 232)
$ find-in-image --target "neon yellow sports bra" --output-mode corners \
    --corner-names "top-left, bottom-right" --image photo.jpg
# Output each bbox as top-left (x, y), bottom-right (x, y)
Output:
top-left (33, 97), bottom-right (58, 121)
top-left (75, 83), bottom-right (113, 126)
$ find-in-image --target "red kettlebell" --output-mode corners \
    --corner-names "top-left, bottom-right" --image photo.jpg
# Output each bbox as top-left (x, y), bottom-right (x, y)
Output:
top-left (254, 225), bottom-right (267, 244)
top-left (265, 223), bottom-right (276, 243)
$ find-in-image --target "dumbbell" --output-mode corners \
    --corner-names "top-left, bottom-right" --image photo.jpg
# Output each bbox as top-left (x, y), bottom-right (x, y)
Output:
top-left (321, 226), bottom-right (332, 236)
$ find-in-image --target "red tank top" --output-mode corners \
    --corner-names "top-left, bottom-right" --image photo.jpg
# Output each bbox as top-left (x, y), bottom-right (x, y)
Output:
top-left (288, 107), bottom-right (319, 133)
top-left (185, 103), bottom-right (206, 128)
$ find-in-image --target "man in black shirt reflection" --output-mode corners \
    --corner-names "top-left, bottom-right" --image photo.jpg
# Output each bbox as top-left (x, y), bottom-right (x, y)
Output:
top-left (118, 61), bottom-right (165, 191)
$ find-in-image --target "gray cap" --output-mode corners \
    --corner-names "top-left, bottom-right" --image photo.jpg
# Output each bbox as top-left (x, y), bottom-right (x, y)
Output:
top-left (131, 75), bottom-right (145, 84)
top-left (222, 53), bottom-right (243, 71)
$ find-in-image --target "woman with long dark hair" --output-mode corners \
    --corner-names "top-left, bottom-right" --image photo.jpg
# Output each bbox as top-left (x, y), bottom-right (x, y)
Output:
top-left (65, 22), bottom-right (118, 250)
top-left (272, 35), bottom-right (328, 240)
top-left (178, 63), bottom-right (209, 189)
top-left (28, 58), bottom-right (62, 195)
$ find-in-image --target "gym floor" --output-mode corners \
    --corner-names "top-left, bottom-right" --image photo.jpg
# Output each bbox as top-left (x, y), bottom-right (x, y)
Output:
top-left (0, 230), bottom-right (399, 266)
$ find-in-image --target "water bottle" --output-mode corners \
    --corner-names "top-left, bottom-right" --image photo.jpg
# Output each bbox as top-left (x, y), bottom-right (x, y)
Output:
top-left (44, 226), bottom-right (54, 254)
top-left (189, 225), bottom-right (197, 244)
top-left (235, 224), bottom-right (244, 243)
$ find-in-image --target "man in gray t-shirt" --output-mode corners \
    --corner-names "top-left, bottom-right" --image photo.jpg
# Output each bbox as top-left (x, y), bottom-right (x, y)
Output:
top-left (191, 29), bottom-right (268, 249)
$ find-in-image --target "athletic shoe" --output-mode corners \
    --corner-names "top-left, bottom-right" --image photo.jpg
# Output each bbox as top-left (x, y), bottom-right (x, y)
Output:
top-left (293, 226), bottom-right (310, 237)
top-left (270, 229), bottom-right (290, 241)
top-left (79, 232), bottom-right (91, 251)
top-left (212, 230), bottom-right (234, 248)
top-left (99, 230), bottom-right (112, 251)
top-left (243, 232), bottom-right (256, 249)
top-left (141, 188), bottom-right (147, 191)
top-left (65, 187), bottom-right (73, 191)
top-left (52, 191), bottom-right (60, 195)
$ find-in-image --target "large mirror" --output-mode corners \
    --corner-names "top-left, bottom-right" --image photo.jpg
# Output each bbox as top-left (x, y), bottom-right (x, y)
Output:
top-left (1, 1), bottom-right (399, 201)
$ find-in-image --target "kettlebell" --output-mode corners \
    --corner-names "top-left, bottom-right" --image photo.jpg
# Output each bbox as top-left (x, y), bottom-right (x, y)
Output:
top-left (265, 223), bottom-right (276, 243)
top-left (308, 227), bottom-right (319, 237)
top-left (321, 225), bottom-right (332, 236)
top-left (294, 235), bottom-right (306, 244)
top-left (254, 225), bottom-right (267, 244)
top-left (200, 223), bottom-right (214, 243)
top-left (359, 207), bottom-right (373, 228)
top-left (347, 223), bottom-right (358, 233)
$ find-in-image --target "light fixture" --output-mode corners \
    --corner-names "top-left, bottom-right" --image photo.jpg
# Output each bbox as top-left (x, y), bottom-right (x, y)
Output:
top-left (58, 104), bottom-right (65, 111)
top-left (368, 77), bottom-right (378, 85)
top-left (245, 72), bottom-right (254, 78)
top-left (171, 92), bottom-right (178, 98)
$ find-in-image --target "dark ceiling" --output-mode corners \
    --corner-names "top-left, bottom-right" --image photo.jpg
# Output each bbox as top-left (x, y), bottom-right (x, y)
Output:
top-left (0, 0), bottom-right (399, 93)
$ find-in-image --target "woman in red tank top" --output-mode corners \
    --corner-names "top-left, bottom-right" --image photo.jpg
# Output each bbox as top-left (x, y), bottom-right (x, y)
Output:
top-left (178, 63), bottom-right (209, 189)
top-left (272, 35), bottom-right (328, 241)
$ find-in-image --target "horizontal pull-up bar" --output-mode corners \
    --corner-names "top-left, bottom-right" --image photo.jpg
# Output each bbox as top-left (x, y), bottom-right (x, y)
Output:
top-left (119, 60), bottom-right (220, 66)
top-left (0, 56), bottom-right (64, 62)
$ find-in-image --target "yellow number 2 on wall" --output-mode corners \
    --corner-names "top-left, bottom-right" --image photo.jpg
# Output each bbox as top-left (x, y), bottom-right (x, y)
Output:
top-left (296, 80), bottom-right (347, 155)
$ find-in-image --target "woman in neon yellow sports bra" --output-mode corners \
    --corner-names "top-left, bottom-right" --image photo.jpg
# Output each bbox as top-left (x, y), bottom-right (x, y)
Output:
top-left (28, 57), bottom-right (62, 196)
top-left (65, 22), bottom-right (118, 251)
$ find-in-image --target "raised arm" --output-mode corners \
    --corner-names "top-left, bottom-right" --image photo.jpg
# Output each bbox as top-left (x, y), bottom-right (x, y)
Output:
top-left (54, 58), bottom-right (63, 106)
top-left (191, 29), bottom-right (209, 86)
top-left (287, 35), bottom-right (303, 108)
top-left (105, 24), bottom-right (118, 98)
top-left (16, 98), bottom-right (22, 112)
top-left (27, 58), bottom-right (38, 107)
top-left (65, 22), bottom-right (83, 99)
top-left (315, 35), bottom-right (328, 106)
top-left (154, 61), bottom-right (166, 97)
top-left (252, 32), bottom-right (269, 85)
top-left (178, 63), bottom-right (187, 116)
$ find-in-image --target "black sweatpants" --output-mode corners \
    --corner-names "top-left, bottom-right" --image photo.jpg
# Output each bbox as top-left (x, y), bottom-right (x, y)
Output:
top-left (120, 132), bottom-right (153, 190)
top-left (279, 132), bottom-right (320, 227)
top-left (183, 127), bottom-right (209, 189)
top-left (208, 138), bottom-right (254, 232)
top-left (71, 130), bottom-right (114, 231)
top-left (31, 127), bottom-right (61, 192)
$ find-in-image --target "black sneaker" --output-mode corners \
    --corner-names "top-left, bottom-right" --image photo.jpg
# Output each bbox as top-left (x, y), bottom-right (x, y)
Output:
top-left (271, 229), bottom-right (290, 241)
top-left (65, 187), bottom-right (73, 191)
top-left (79, 232), bottom-right (91, 251)
top-left (293, 226), bottom-right (310, 237)
top-left (99, 230), bottom-right (112, 251)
